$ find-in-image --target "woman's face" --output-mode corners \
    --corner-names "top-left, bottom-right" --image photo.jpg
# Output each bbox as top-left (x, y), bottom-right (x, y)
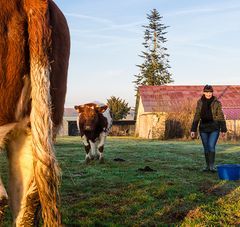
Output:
top-left (203, 91), bottom-right (213, 99)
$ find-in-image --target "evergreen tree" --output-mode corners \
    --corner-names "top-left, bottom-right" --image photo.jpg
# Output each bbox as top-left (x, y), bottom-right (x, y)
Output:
top-left (107, 96), bottom-right (131, 121)
top-left (133, 9), bottom-right (173, 119)
top-left (134, 9), bottom-right (173, 87)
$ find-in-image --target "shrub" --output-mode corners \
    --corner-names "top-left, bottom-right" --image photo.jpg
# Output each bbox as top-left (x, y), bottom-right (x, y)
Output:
top-left (165, 99), bottom-right (196, 139)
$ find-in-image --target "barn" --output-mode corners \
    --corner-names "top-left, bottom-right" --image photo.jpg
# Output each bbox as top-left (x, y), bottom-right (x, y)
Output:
top-left (58, 108), bottom-right (79, 136)
top-left (135, 85), bottom-right (240, 139)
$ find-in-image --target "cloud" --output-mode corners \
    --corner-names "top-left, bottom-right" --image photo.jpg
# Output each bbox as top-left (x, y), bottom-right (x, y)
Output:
top-left (64, 12), bottom-right (114, 25)
top-left (66, 14), bottom-right (143, 34)
top-left (165, 4), bottom-right (240, 17)
top-left (65, 12), bottom-right (144, 48)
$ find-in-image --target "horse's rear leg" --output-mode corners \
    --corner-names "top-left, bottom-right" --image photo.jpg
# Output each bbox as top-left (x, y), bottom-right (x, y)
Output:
top-left (7, 128), bottom-right (39, 226)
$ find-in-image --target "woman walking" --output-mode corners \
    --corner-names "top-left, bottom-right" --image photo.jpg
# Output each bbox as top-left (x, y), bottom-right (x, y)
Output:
top-left (190, 85), bottom-right (227, 172)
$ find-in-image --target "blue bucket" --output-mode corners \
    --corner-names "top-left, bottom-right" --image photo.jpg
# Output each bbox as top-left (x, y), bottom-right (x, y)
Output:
top-left (217, 164), bottom-right (240, 181)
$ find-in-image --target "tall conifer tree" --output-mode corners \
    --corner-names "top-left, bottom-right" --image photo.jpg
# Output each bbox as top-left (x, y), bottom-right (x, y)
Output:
top-left (134, 9), bottom-right (173, 87)
top-left (133, 9), bottom-right (173, 119)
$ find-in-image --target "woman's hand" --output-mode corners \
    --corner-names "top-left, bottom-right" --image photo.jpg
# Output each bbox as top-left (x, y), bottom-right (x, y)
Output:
top-left (190, 131), bottom-right (196, 139)
top-left (221, 132), bottom-right (226, 138)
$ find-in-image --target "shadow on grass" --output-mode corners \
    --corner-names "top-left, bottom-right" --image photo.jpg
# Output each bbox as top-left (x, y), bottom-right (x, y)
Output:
top-left (155, 145), bottom-right (240, 225)
top-left (157, 180), bottom-right (238, 224)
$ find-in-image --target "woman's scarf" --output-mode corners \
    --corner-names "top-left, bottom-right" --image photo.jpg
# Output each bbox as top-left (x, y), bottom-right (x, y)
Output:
top-left (200, 95), bottom-right (214, 123)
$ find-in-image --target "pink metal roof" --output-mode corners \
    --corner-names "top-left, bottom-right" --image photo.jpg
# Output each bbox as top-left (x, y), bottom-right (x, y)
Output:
top-left (139, 85), bottom-right (240, 120)
top-left (223, 108), bottom-right (240, 120)
top-left (64, 108), bottom-right (78, 117)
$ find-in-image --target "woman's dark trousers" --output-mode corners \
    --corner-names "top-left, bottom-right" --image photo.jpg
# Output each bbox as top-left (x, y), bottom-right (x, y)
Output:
top-left (200, 130), bottom-right (220, 172)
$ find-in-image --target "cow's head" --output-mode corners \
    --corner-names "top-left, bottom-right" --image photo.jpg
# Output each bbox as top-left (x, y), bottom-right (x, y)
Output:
top-left (74, 103), bottom-right (108, 131)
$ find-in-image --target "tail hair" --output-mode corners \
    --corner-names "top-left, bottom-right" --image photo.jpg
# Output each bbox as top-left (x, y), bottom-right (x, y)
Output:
top-left (24, 0), bottom-right (61, 226)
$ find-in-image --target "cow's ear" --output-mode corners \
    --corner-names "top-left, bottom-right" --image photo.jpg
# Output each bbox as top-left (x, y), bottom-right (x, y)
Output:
top-left (97, 105), bottom-right (108, 113)
top-left (74, 105), bottom-right (84, 113)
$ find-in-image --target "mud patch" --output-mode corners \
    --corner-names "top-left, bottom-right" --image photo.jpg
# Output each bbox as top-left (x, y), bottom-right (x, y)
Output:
top-left (160, 206), bottom-right (189, 224)
top-left (113, 158), bottom-right (126, 162)
top-left (137, 166), bottom-right (156, 172)
top-left (199, 180), bottom-right (233, 196)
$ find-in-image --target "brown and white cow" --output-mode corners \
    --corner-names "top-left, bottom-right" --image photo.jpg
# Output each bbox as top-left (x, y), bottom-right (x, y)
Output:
top-left (0, 0), bottom-right (70, 226)
top-left (74, 103), bottom-right (112, 163)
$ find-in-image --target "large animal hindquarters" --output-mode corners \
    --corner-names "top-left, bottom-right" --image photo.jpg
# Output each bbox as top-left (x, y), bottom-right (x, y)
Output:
top-left (23, 0), bottom-right (61, 226)
top-left (0, 0), bottom-right (70, 225)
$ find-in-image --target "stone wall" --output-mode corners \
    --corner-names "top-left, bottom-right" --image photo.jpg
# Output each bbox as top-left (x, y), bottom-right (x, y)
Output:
top-left (137, 112), bottom-right (166, 139)
top-left (226, 120), bottom-right (240, 140)
top-left (109, 120), bottom-right (136, 136)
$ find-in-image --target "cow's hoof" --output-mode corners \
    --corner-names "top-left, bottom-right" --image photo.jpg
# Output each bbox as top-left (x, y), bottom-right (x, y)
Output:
top-left (99, 158), bottom-right (105, 164)
top-left (0, 196), bottom-right (8, 222)
top-left (85, 157), bottom-right (91, 164)
top-left (95, 155), bottom-right (100, 160)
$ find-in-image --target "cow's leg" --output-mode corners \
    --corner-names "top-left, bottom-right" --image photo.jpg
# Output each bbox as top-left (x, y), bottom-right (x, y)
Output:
top-left (7, 128), bottom-right (39, 226)
top-left (97, 132), bottom-right (106, 163)
top-left (82, 135), bottom-right (92, 163)
top-left (0, 176), bottom-right (8, 222)
top-left (0, 125), bottom-right (19, 217)
top-left (89, 141), bottom-right (97, 160)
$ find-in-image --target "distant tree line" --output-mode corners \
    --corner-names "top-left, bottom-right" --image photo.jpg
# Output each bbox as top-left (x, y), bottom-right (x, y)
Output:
top-left (107, 96), bottom-right (130, 121)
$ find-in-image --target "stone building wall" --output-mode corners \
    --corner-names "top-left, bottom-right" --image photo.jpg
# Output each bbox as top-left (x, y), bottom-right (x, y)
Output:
top-left (226, 120), bottom-right (240, 139)
top-left (137, 112), bottom-right (166, 139)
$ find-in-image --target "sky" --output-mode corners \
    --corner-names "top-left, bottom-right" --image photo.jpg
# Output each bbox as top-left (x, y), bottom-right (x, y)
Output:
top-left (54, 0), bottom-right (240, 107)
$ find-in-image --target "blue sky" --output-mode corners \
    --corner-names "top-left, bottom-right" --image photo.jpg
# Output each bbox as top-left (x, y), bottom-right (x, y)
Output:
top-left (54, 0), bottom-right (240, 107)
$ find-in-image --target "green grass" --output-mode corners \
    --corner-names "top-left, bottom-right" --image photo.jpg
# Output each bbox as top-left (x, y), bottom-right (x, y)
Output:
top-left (1, 136), bottom-right (240, 226)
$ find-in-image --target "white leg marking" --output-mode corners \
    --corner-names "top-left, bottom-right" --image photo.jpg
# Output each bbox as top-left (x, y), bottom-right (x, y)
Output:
top-left (85, 153), bottom-right (91, 160)
top-left (98, 132), bottom-right (106, 148)
top-left (89, 140), bottom-right (97, 159)
top-left (7, 129), bottom-right (34, 225)
top-left (82, 135), bottom-right (91, 160)
top-left (81, 135), bottom-right (89, 146)
top-left (97, 132), bottom-right (106, 159)
top-left (0, 177), bottom-right (8, 201)
top-left (0, 176), bottom-right (8, 221)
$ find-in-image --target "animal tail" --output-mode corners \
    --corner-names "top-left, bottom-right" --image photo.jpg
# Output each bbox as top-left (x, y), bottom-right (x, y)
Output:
top-left (24, 0), bottom-right (61, 226)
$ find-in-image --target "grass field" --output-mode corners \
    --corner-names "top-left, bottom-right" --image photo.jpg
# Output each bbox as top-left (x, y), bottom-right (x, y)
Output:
top-left (1, 136), bottom-right (240, 226)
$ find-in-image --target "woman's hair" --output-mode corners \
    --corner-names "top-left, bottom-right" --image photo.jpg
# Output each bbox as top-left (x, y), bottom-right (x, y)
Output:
top-left (203, 85), bottom-right (213, 92)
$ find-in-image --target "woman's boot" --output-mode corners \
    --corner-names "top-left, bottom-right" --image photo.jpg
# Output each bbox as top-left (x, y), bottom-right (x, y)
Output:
top-left (209, 152), bottom-right (216, 172)
top-left (203, 152), bottom-right (210, 172)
